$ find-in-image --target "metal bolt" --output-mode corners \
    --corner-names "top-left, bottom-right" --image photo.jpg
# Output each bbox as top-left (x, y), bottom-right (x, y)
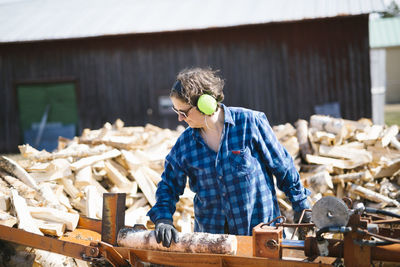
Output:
top-left (90, 248), bottom-right (97, 255)
top-left (265, 239), bottom-right (278, 250)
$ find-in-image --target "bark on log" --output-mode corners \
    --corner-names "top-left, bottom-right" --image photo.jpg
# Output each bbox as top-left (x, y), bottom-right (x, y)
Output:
top-left (117, 228), bottom-right (237, 255)
top-left (295, 119), bottom-right (313, 160)
top-left (0, 156), bottom-right (39, 190)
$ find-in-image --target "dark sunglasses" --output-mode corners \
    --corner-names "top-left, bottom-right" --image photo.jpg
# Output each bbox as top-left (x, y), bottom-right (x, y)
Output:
top-left (171, 106), bottom-right (194, 118)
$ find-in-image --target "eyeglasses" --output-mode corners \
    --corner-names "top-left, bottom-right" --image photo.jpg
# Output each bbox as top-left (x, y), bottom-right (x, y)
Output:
top-left (171, 106), bottom-right (194, 118)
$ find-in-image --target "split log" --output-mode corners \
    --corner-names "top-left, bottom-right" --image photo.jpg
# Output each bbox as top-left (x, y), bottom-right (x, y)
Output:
top-left (70, 149), bottom-right (121, 171)
top-left (29, 206), bottom-right (79, 231)
top-left (391, 136), bottom-right (400, 150)
top-left (0, 210), bottom-right (17, 227)
top-left (318, 144), bottom-right (372, 163)
top-left (0, 156), bottom-right (39, 190)
top-left (117, 228), bottom-right (237, 255)
top-left (129, 168), bottom-right (156, 206)
top-left (348, 183), bottom-right (400, 208)
top-left (34, 218), bottom-right (65, 237)
top-left (84, 185), bottom-right (102, 219)
top-left (0, 192), bottom-right (10, 211)
top-left (11, 189), bottom-right (43, 235)
top-left (372, 159), bottom-right (400, 179)
top-left (59, 177), bottom-right (81, 199)
top-left (331, 171), bottom-right (373, 184)
top-left (377, 125), bottom-right (399, 148)
top-left (29, 158), bottom-right (72, 182)
top-left (74, 166), bottom-right (92, 187)
top-left (273, 123), bottom-right (297, 140)
top-left (281, 136), bottom-right (299, 159)
top-left (104, 160), bottom-right (132, 189)
top-left (303, 170), bottom-right (333, 194)
top-left (306, 154), bottom-right (369, 169)
top-left (38, 182), bottom-right (67, 211)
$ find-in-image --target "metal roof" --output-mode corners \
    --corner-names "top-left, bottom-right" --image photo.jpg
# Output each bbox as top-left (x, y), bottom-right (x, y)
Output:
top-left (0, 0), bottom-right (386, 43)
top-left (370, 16), bottom-right (400, 48)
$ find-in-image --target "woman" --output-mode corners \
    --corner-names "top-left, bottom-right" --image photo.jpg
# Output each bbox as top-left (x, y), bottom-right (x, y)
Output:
top-left (147, 67), bottom-right (310, 248)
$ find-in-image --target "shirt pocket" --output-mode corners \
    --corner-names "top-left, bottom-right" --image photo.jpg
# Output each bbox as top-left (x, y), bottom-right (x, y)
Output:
top-left (228, 147), bottom-right (257, 177)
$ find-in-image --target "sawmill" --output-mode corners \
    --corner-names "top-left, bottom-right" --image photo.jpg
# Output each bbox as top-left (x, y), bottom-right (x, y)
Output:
top-left (0, 115), bottom-right (399, 266)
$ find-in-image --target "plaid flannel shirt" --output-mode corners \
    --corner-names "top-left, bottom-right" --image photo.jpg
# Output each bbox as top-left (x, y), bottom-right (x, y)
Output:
top-left (147, 104), bottom-right (310, 235)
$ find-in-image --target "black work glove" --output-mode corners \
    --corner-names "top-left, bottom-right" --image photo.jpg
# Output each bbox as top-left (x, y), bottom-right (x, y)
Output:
top-left (293, 210), bottom-right (312, 240)
top-left (155, 219), bottom-right (179, 248)
top-left (294, 210), bottom-right (312, 224)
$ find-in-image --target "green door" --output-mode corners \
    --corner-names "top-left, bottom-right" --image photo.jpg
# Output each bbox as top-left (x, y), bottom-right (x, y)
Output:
top-left (17, 82), bottom-right (79, 151)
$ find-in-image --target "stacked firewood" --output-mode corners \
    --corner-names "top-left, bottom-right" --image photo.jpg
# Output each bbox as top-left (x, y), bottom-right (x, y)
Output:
top-left (0, 115), bottom-right (399, 265)
top-left (273, 115), bottom-right (400, 217)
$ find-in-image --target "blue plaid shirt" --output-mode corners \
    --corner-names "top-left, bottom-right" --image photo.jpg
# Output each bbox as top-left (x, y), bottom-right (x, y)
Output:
top-left (147, 104), bottom-right (310, 235)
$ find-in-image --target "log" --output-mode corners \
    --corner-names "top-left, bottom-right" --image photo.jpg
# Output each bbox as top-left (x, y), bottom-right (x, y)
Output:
top-left (19, 143), bottom-right (112, 162)
top-left (0, 156), bottom-right (39, 190)
top-left (295, 119), bottom-right (313, 160)
top-left (303, 170), bottom-right (333, 193)
top-left (70, 149), bottom-right (121, 171)
top-left (11, 189), bottom-right (43, 235)
top-left (29, 158), bottom-right (72, 182)
top-left (348, 183), bottom-right (400, 208)
top-left (0, 171), bottom-right (36, 199)
top-left (38, 182), bottom-right (67, 211)
top-left (377, 125), bottom-right (399, 148)
top-left (104, 160), bottom-right (132, 189)
top-left (34, 218), bottom-right (66, 237)
top-left (59, 177), bottom-right (82, 199)
top-left (84, 185), bottom-right (102, 219)
top-left (0, 192), bottom-right (10, 211)
top-left (331, 171), bottom-right (373, 184)
top-left (29, 206), bottom-right (79, 231)
top-left (306, 154), bottom-right (369, 169)
top-left (318, 144), bottom-right (372, 163)
top-left (129, 168), bottom-right (156, 206)
top-left (391, 136), bottom-right (400, 150)
top-left (74, 166), bottom-right (92, 187)
top-left (273, 123), bottom-right (297, 140)
top-left (117, 228), bottom-right (237, 255)
top-left (0, 210), bottom-right (17, 227)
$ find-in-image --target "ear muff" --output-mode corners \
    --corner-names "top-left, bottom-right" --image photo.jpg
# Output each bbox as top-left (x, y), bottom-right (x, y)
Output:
top-left (197, 94), bottom-right (217, 115)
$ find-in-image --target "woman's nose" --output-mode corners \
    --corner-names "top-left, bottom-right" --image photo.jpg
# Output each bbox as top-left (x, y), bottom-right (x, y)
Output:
top-left (178, 114), bottom-right (185, 122)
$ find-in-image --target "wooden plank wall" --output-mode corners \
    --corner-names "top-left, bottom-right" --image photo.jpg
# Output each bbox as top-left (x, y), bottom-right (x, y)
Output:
top-left (0, 15), bottom-right (370, 153)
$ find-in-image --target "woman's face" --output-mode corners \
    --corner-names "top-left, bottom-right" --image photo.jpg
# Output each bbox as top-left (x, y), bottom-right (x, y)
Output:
top-left (171, 96), bottom-right (204, 128)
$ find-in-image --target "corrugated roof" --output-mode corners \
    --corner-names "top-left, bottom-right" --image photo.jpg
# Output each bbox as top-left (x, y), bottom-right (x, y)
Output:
top-left (370, 16), bottom-right (400, 48)
top-left (0, 0), bottom-right (386, 43)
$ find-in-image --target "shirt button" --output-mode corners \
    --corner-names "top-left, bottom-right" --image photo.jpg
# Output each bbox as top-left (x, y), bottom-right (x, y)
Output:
top-left (218, 176), bottom-right (222, 180)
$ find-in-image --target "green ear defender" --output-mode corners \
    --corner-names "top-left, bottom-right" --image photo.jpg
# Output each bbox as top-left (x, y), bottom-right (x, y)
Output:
top-left (197, 94), bottom-right (217, 115)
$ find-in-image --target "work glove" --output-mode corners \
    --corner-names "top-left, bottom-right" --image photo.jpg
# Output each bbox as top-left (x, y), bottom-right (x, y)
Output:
top-left (294, 210), bottom-right (312, 240)
top-left (155, 219), bottom-right (179, 248)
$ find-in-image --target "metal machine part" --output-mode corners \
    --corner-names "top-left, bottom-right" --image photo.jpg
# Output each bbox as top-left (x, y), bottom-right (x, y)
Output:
top-left (312, 196), bottom-right (350, 229)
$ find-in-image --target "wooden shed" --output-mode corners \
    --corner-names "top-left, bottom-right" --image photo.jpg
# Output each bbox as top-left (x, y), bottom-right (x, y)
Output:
top-left (0, 0), bottom-right (385, 153)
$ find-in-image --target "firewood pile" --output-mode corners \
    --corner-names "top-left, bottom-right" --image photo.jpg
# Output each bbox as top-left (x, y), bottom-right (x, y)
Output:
top-left (0, 115), bottom-right (399, 266)
top-left (273, 115), bottom-right (400, 217)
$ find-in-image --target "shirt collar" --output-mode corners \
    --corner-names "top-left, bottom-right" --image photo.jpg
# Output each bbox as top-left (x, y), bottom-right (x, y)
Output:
top-left (221, 104), bottom-right (235, 126)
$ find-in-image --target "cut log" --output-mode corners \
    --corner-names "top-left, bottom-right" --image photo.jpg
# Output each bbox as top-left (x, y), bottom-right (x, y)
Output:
top-left (129, 168), bottom-right (156, 206)
top-left (74, 166), bottom-right (92, 187)
top-left (332, 170), bottom-right (373, 184)
top-left (117, 228), bottom-right (237, 255)
top-left (29, 206), bottom-right (79, 231)
top-left (281, 136), bottom-right (299, 159)
top-left (0, 209), bottom-right (17, 227)
top-left (377, 125), bottom-right (399, 148)
top-left (38, 182), bottom-right (67, 211)
top-left (0, 156), bottom-right (39, 190)
top-left (303, 170), bottom-right (333, 193)
top-left (104, 160), bottom-right (132, 189)
top-left (29, 158), bottom-right (72, 182)
top-left (273, 123), bottom-right (297, 140)
top-left (306, 154), bottom-right (369, 169)
top-left (59, 177), bottom-right (81, 199)
top-left (295, 119), bottom-right (313, 160)
top-left (0, 171), bottom-right (36, 199)
top-left (70, 149), bottom-right (121, 171)
top-left (0, 191), bottom-right (10, 211)
top-left (318, 144), bottom-right (372, 163)
top-left (34, 218), bottom-right (66, 237)
top-left (372, 159), bottom-right (400, 179)
top-left (84, 185), bottom-right (102, 219)
top-left (10, 189), bottom-right (43, 235)
top-left (390, 136), bottom-right (400, 150)
top-left (348, 183), bottom-right (400, 208)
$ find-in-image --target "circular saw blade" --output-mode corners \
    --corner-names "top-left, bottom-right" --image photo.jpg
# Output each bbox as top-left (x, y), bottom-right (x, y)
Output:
top-left (312, 196), bottom-right (350, 229)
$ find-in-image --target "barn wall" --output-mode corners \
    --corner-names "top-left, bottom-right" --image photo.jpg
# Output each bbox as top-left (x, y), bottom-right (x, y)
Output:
top-left (0, 15), bottom-right (370, 153)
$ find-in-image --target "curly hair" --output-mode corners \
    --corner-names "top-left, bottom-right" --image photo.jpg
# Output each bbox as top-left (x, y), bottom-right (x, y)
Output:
top-left (170, 67), bottom-right (225, 106)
